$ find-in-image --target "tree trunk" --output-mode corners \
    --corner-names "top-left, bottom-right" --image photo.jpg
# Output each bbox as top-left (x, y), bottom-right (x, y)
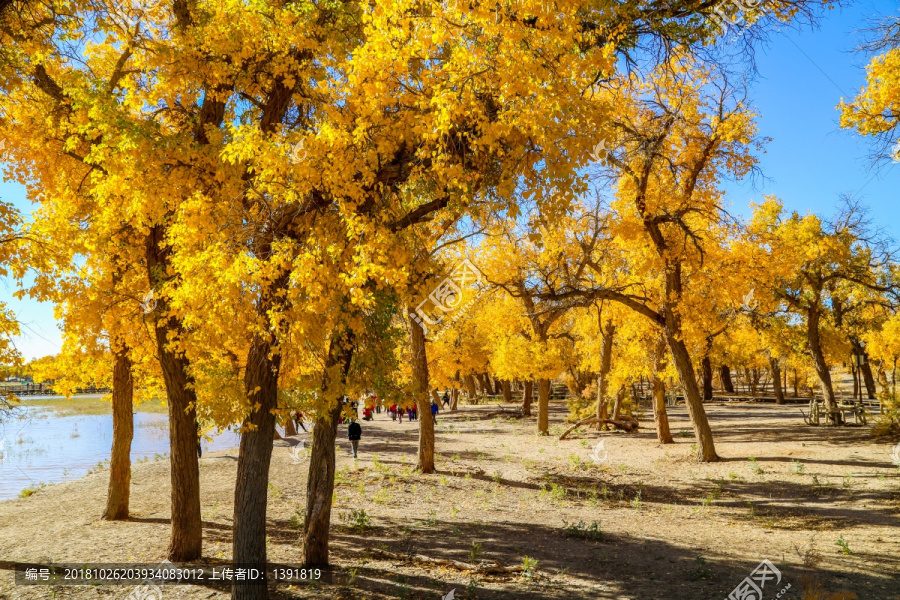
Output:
top-left (146, 225), bottom-right (202, 561)
top-left (596, 321), bottom-right (615, 425)
top-left (537, 378), bottom-right (550, 435)
top-left (861, 361), bottom-right (877, 399)
top-left (807, 306), bottom-right (838, 421)
top-left (450, 388), bottom-right (459, 411)
top-left (597, 377), bottom-right (610, 431)
top-left (651, 338), bottom-right (673, 443)
top-left (304, 328), bottom-right (355, 566)
top-left (521, 380), bottom-right (533, 416)
top-left (284, 418), bottom-right (297, 437)
top-left (611, 387), bottom-right (625, 420)
top-left (490, 375), bottom-right (501, 396)
top-left (701, 355), bottom-right (713, 401)
top-left (850, 339), bottom-right (877, 399)
top-left (463, 374), bottom-right (478, 399)
top-left (102, 346), bottom-right (134, 521)
top-left (793, 368), bottom-right (799, 397)
top-left (232, 333), bottom-right (282, 600)
top-left (745, 368), bottom-right (756, 395)
top-left (651, 374), bottom-right (673, 444)
top-left (501, 380), bottom-right (512, 403)
top-left (475, 373), bottom-right (487, 395)
top-left (719, 365), bottom-right (735, 393)
top-left (664, 329), bottom-right (719, 461)
top-left (488, 374), bottom-right (499, 395)
top-left (769, 357), bottom-right (784, 405)
top-left (409, 311), bottom-right (435, 473)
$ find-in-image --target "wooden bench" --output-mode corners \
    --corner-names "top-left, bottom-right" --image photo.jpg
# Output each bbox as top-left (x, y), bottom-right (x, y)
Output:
top-left (804, 399), bottom-right (867, 426)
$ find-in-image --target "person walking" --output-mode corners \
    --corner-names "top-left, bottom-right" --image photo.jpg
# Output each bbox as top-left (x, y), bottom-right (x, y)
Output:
top-left (431, 400), bottom-right (439, 423)
top-left (348, 419), bottom-right (362, 458)
top-left (441, 390), bottom-right (450, 409)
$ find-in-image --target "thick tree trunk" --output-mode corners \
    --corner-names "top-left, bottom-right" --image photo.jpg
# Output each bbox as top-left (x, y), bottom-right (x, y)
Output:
top-left (770, 357), bottom-right (784, 405)
top-left (304, 329), bottom-right (355, 566)
top-left (861, 362), bottom-right (877, 399)
top-left (521, 380), bottom-right (533, 416)
top-left (284, 418), bottom-right (297, 437)
top-left (850, 339), bottom-right (877, 399)
top-left (450, 388), bottom-right (459, 411)
top-left (408, 311), bottom-right (435, 473)
top-left (595, 321), bottom-right (615, 425)
top-left (501, 380), bottom-right (512, 403)
top-left (463, 374), bottom-right (478, 399)
top-left (146, 225), bottom-right (202, 561)
top-left (719, 365), bottom-right (735, 393)
top-left (701, 355), bottom-right (713, 401)
top-left (102, 347), bottom-right (134, 521)
top-left (807, 306), bottom-right (838, 421)
top-left (232, 334), bottom-right (282, 600)
top-left (664, 330), bottom-right (719, 461)
top-left (537, 378), bottom-right (550, 435)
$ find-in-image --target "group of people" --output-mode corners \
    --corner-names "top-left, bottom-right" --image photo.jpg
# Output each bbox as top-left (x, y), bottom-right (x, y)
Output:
top-left (339, 390), bottom-right (452, 459)
top-left (388, 403), bottom-right (417, 422)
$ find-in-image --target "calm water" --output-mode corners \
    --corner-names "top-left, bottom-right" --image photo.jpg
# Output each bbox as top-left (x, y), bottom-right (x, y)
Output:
top-left (0, 399), bottom-right (241, 501)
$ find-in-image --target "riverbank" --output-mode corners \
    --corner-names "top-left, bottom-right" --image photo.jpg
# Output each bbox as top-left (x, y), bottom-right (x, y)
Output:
top-left (15, 394), bottom-right (168, 416)
top-left (0, 402), bottom-right (897, 599)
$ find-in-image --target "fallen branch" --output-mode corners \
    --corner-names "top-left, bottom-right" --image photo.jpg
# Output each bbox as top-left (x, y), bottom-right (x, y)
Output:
top-left (559, 415), bottom-right (639, 440)
top-left (370, 548), bottom-right (524, 574)
top-left (482, 404), bottom-right (524, 419)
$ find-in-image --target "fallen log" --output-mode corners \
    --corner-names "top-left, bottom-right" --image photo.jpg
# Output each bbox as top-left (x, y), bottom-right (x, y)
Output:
top-left (370, 548), bottom-right (524, 574)
top-left (481, 404), bottom-right (524, 419)
top-left (559, 415), bottom-right (639, 440)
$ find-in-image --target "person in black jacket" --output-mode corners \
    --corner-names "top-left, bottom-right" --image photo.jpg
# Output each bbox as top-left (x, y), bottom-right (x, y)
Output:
top-left (348, 419), bottom-right (362, 458)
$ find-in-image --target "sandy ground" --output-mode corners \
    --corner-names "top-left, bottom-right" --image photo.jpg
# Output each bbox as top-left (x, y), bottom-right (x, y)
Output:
top-left (0, 401), bottom-right (898, 600)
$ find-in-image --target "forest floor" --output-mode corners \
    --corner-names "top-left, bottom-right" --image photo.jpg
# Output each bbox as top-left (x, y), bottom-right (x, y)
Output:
top-left (0, 401), bottom-right (898, 600)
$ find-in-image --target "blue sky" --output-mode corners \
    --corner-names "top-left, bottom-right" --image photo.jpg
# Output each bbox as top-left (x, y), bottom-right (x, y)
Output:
top-left (723, 0), bottom-right (899, 220)
top-left (1, 0), bottom-right (899, 361)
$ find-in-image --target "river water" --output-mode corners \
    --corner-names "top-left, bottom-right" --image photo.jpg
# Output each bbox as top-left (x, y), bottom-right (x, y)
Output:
top-left (0, 398), bottom-right (241, 501)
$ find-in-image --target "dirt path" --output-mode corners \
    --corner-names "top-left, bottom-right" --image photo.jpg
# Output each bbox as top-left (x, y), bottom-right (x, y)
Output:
top-left (0, 402), bottom-right (898, 599)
